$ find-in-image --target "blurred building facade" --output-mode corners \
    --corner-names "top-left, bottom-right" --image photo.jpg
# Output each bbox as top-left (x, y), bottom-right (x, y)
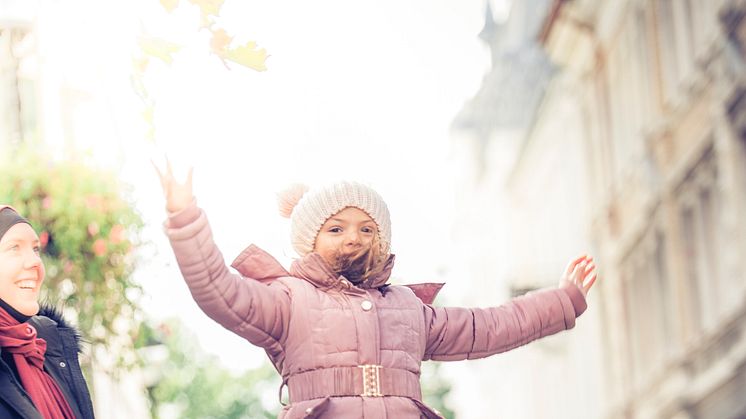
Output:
top-left (540, 0), bottom-right (746, 418)
top-left (1, 4), bottom-right (36, 150)
top-left (446, 0), bottom-right (605, 418)
top-left (450, 0), bottom-right (746, 418)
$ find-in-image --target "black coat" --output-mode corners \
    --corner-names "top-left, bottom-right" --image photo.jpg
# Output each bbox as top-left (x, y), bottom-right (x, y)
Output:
top-left (0, 306), bottom-right (95, 419)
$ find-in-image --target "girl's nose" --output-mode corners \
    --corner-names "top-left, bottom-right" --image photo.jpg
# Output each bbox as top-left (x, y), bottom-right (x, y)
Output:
top-left (345, 230), bottom-right (361, 245)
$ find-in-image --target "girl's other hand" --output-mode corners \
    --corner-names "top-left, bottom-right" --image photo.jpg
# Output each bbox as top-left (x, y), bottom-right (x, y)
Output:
top-left (152, 157), bottom-right (194, 213)
top-left (560, 255), bottom-right (597, 298)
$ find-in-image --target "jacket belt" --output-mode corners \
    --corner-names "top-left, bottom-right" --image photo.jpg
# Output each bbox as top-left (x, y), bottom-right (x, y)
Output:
top-left (287, 366), bottom-right (422, 402)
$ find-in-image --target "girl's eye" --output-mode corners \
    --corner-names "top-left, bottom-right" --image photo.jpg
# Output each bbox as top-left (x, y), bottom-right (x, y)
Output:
top-left (329, 227), bottom-right (342, 233)
top-left (361, 227), bottom-right (374, 233)
top-left (33, 246), bottom-right (41, 254)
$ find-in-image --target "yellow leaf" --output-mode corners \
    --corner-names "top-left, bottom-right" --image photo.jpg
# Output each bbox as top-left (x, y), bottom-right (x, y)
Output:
top-left (142, 105), bottom-right (154, 125)
top-left (143, 105), bottom-right (156, 143)
top-left (210, 28), bottom-right (232, 56)
top-left (225, 41), bottom-right (268, 71)
top-left (160, 0), bottom-right (179, 12)
top-left (132, 56), bottom-right (149, 74)
top-left (138, 37), bottom-right (181, 65)
top-left (189, 0), bottom-right (224, 18)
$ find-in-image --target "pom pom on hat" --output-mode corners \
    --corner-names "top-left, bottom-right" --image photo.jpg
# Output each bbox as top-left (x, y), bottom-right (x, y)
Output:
top-left (277, 183), bottom-right (309, 218)
top-left (279, 181), bottom-right (391, 257)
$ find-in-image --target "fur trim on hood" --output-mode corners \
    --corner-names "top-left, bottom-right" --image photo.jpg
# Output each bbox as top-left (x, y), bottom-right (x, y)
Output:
top-left (36, 303), bottom-right (86, 352)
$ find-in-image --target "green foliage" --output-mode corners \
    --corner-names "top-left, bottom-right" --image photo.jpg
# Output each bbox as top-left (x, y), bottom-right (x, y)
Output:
top-left (421, 361), bottom-right (456, 419)
top-left (0, 147), bottom-right (144, 361)
top-left (143, 318), bottom-right (280, 419)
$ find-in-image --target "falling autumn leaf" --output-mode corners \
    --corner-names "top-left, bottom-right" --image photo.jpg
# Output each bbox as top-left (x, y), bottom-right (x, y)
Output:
top-left (142, 105), bottom-right (154, 125)
top-left (189, 0), bottom-right (224, 19)
top-left (225, 41), bottom-right (268, 71)
top-left (138, 37), bottom-right (181, 65)
top-left (133, 56), bottom-right (149, 74)
top-left (160, 0), bottom-right (179, 12)
top-left (142, 104), bottom-right (156, 143)
top-left (210, 28), bottom-right (232, 56)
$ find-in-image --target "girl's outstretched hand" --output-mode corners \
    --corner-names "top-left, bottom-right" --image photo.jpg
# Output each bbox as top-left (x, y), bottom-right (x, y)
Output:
top-left (152, 157), bottom-right (194, 213)
top-left (560, 255), bottom-right (597, 298)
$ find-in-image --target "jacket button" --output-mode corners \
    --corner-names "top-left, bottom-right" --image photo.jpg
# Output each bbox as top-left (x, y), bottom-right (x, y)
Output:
top-left (305, 407), bottom-right (313, 414)
top-left (361, 300), bottom-right (373, 311)
top-left (59, 361), bottom-right (66, 368)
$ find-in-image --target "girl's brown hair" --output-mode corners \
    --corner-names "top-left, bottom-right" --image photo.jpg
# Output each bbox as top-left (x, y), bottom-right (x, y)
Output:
top-left (330, 233), bottom-right (388, 287)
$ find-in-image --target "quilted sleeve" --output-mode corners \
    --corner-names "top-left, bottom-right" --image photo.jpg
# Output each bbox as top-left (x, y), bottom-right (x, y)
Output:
top-left (164, 201), bottom-right (291, 350)
top-left (423, 285), bottom-right (587, 361)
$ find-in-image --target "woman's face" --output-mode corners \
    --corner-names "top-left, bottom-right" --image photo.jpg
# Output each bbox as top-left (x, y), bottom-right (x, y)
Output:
top-left (313, 207), bottom-right (378, 266)
top-left (0, 223), bottom-right (45, 316)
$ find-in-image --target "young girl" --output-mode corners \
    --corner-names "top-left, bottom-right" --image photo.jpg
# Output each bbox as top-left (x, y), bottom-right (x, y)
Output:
top-left (154, 164), bottom-right (596, 419)
top-left (0, 205), bottom-right (95, 419)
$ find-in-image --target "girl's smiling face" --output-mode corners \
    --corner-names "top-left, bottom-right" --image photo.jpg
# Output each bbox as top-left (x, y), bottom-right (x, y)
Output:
top-left (313, 207), bottom-right (379, 267)
top-left (0, 223), bottom-right (45, 316)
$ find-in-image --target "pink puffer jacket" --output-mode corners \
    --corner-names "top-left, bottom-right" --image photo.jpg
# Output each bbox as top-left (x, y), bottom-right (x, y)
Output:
top-left (165, 203), bottom-right (587, 418)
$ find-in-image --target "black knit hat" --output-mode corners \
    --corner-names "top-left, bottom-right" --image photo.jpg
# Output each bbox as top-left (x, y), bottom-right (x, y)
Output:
top-left (0, 207), bottom-right (31, 242)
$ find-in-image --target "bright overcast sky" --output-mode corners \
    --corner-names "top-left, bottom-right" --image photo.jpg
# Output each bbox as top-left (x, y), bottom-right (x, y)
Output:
top-left (9, 0), bottom-right (510, 369)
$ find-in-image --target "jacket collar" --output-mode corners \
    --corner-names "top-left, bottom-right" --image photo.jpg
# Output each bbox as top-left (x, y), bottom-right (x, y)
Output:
top-left (230, 244), bottom-right (443, 303)
top-left (289, 252), bottom-right (395, 291)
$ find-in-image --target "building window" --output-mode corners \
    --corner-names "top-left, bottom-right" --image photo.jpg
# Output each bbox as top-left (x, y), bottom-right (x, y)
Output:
top-left (654, 0), bottom-right (681, 105)
top-left (633, 7), bottom-right (656, 127)
top-left (654, 0), bottom-right (701, 106)
top-left (680, 205), bottom-right (702, 334)
top-left (621, 225), bottom-right (672, 389)
top-left (677, 147), bottom-right (721, 337)
top-left (653, 232), bottom-right (672, 350)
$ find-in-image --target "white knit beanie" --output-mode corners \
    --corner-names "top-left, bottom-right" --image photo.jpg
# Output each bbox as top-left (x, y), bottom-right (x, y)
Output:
top-left (277, 181), bottom-right (391, 257)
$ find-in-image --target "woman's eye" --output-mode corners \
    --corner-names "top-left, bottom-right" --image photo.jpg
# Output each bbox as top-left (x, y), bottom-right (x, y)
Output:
top-left (329, 227), bottom-right (342, 233)
top-left (361, 227), bottom-right (373, 233)
top-left (33, 246), bottom-right (41, 254)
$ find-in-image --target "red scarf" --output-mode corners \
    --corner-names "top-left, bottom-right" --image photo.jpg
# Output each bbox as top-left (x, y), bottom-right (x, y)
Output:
top-left (0, 307), bottom-right (75, 419)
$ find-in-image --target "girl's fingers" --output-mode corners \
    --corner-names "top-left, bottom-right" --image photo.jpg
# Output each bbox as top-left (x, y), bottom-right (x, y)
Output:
top-left (565, 255), bottom-right (587, 275)
top-left (151, 159), bottom-right (171, 194)
top-left (583, 273), bottom-right (597, 292)
top-left (583, 262), bottom-right (596, 277)
top-left (571, 262), bottom-right (585, 284)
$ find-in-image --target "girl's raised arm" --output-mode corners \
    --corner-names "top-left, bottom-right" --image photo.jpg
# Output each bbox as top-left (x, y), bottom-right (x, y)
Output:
top-left (153, 159), bottom-right (291, 351)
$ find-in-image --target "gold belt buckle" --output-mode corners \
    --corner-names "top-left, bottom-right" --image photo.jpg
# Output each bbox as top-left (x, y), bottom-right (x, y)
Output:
top-left (358, 364), bottom-right (383, 397)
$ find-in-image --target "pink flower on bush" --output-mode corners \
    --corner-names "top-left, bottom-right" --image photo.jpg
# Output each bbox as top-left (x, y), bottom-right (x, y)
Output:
top-left (88, 222), bottom-right (99, 237)
top-left (85, 195), bottom-right (101, 209)
top-left (42, 197), bottom-right (52, 209)
top-left (39, 231), bottom-right (49, 248)
top-left (92, 239), bottom-right (107, 257)
top-left (109, 224), bottom-right (125, 244)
